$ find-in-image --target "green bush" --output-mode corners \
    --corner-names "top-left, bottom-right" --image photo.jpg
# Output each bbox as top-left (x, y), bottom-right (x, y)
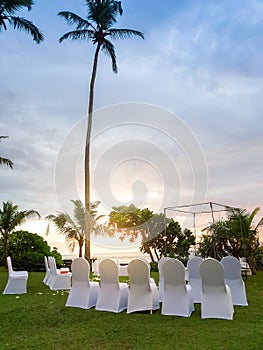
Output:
top-left (0, 230), bottom-right (63, 270)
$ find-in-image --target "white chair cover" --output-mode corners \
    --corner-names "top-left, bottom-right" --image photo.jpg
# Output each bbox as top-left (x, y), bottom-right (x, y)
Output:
top-left (43, 256), bottom-right (50, 285)
top-left (66, 257), bottom-right (99, 309)
top-left (199, 258), bottom-right (234, 320)
top-left (158, 257), bottom-right (171, 302)
top-left (221, 256), bottom-right (248, 306)
top-left (127, 259), bottom-right (159, 314)
top-left (92, 259), bottom-right (100, 276)
top-left (48, 256), bottom-right (71, 290)
top-left (96, 259), bottom-right (129, 312)
top-left (161, 259), bottom-right (194, 317)
top-left (187, 256), bottom-right (204, 303)
top-left (3, 256), bottom-right (28, 294)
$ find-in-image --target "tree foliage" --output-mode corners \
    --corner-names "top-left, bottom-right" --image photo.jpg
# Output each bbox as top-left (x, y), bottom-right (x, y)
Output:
top-left (46, 200), bottom-right (109, 258)
top-left (0, 230), bottom-right (62, 270)
top-left (141, 218), bottom-right (195, 265)
top-left (109, 204), bottom-right (195, 264)
top-left (0, 0), bottom-right (44, 43)
top-left (0, 200), bottom-right (40, 266)
top-left (198, 207), bottom-right (262, 274)
top-left (109, 204), bottom-right (157, 262)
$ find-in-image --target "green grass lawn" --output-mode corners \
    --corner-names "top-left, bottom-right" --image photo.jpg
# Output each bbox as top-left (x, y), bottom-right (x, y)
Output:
top-left (0, 269), bottom-right (262, 350)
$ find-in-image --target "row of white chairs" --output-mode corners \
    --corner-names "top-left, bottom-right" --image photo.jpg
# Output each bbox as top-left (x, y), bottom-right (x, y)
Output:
top-left (66, 256), bottom-right (248, 320)
top-left (66, 258), bottom-right (159, 314)
top-left (158, 256), bottom-right (248, 320)
top-left (159, 256), bottom-right (248, 307)
top-left (43, 256), bottom-right (71, 290)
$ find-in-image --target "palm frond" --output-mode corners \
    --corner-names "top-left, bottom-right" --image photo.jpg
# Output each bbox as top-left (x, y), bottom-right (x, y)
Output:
top-left (65, 238), bottom-right (76, 252)
top-left (10, 16), bottom-right (44, 43)
top-left (2, 0), bottom-right (33, 15)
top-left (0, 156), bottom-right (13, 168)
top-left (57, 11), bottom-right (93, 30)
top-left (102, 38), bottom-right (117, 73)
top-left (248, 207), bottom-right (260, 227)
top-left (71, 200), bottom-right (86, 229)
top-left (89, 200), bottom-right (100, 216)
top-left (108, 28), bottom-right (144, 40)
top-left (113, 1), bottom-right (123, 16)
top-left (23, 209), bottom-right (40, 220)
top-left (59, 29), bottom-right (94, 43)
top-left (87, 0), bottom-right (122, 30)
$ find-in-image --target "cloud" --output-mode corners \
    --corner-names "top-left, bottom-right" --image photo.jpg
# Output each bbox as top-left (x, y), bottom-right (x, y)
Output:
top-left (0, 0), bottom-right (263, 235)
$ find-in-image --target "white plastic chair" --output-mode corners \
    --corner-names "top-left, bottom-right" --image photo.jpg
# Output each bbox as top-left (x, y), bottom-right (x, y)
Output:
top-left (187, 256), bottom-right (204, 303)
top-left (161, 259), bottom-right (194, 317)
top-left (43, 256), bottom-right (50, 285)
top-left (158, 257), bottom-right (171, 302)
top-left (221, 256), bottom-right (248, 306)
top-left (199, 258), bottom-right (234, 320)
top-left (48, 256), bottom-right (71, 290)
top-left (3, 256), bottom-right (28, 294)
top-left (127, 259), bottom-right (159, 314)
top-left (96, 259), bottom-right (129, 312)
top-left (66, 257), bottom-right (99, 309)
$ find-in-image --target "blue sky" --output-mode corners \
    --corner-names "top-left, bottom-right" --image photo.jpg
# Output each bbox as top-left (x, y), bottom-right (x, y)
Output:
top-left (1, 0), bottom-right (263, 237)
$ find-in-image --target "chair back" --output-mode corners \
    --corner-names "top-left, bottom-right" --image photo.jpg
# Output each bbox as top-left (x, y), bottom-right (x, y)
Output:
top-left (71, 257), bottom-right (90, 283)
top-left (158, 257), bottom-right (170, 274)
top-left (187, 257), bottom-right (204, 279)
top-left (44, 256), bottom-right (49, 270)
top-left (163, 259), bottom-right (186, 287)
top-left (221, 256), bottom-right (242, 280)
top-left (128, 259), bottom-right (150, 286)
top-left (99, 259), bottom-right (118, 284)
top-left (48, 256), bottom-right (56, 274)
top-left (7, 256), bottom-right (13, 273)
top-left (199, 258), bottom-right (226, 292)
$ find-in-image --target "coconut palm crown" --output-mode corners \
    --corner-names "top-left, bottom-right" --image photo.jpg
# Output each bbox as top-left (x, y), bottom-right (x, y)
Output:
top-left (0, 200), bottom-right (40, 266)
top-left (0, 0), bottom-right (44, 43)
top-left (46, 200), bottom-right (109, 258)
top-left (58, 0), bottom-right (144, 263)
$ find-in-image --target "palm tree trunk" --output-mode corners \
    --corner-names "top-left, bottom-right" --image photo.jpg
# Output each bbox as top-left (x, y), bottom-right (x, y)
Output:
top-left (79, 242), bottom-right (83, 258)
top-left (247, 247), bottom-right (257, 275)
top-left (154, 248), bottom-right (159, 261)
top-left (84, 43), bottom-right (101, 264)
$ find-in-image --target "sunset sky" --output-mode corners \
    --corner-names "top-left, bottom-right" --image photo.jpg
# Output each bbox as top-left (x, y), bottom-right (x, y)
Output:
top-left (1, 0), bottom-right (263, 253)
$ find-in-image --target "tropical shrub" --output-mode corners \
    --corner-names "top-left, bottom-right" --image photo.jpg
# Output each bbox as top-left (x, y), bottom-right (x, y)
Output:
top-left (0, 230), bottom-right (63, 271)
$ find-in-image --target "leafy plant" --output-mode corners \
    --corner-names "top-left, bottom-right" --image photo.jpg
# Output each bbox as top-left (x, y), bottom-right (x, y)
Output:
top-left (0, 230), bottom-right (63, 270)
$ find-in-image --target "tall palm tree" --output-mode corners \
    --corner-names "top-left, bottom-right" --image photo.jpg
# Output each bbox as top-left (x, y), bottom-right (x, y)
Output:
top-left (0, 0), bottom-right (44, 43)
top-left (58, 0), bottom-right (144, 263)
top-left (0, 136), bottom-right (13, 169)
top-left (0, 200), bottom-right (40, 267)
top-left (46, 200), bottom-right (108, 258)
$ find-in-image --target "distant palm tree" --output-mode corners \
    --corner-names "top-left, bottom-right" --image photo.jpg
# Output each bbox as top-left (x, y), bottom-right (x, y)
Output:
top-left (0, 136), bottom-right (13, 169)
top-left (0, 0), bottom-right (44, 43)
top-left (0, 200), bottom-right (40, 267)
top-left (46, 200), bottom-right (109, 258)
top-left (58, 0), bottom-right (144, 263)
top-left (228, 207), bottom-right (261, 275)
